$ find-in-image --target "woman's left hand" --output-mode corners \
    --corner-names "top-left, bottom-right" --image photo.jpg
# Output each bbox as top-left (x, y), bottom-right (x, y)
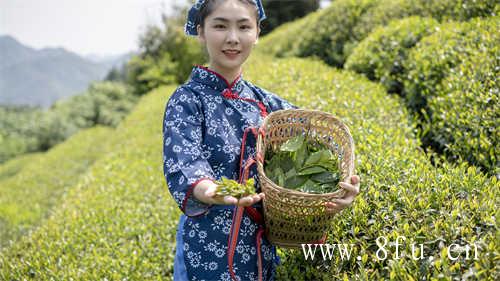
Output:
top-left (325, 175), bottom-right (360, 214)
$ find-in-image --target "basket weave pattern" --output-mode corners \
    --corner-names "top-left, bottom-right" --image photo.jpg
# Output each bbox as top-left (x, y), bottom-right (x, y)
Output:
top-left (256, 109), bottom-right (355, 248)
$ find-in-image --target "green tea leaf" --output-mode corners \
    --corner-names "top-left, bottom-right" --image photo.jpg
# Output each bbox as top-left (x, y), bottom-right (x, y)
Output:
top-left (280, 134), bottom-right (305, 152)
top-left (310, 171), bottom-right (340, 184)
top-left (299, 179), bottom-right (325, 194)
top-left (298, 166), bottom-right (327, 175)
top-left (304, 150), bottom-right (323, 166)
top-left (281, 153), bottom-right (295, 172)
top-left (284, 167), bottom-right (296, 178)
top-left (285, 174), bottom-right (308, 188)
top-left (294, 141), bottom-right (308, 170)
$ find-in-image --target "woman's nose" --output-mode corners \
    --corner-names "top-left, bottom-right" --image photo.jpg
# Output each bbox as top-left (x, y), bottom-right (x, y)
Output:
top-left (226, 28), bottom-right (239, 44)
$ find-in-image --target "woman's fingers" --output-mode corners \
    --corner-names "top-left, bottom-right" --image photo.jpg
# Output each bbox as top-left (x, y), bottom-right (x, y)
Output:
top-left (235, 193), bottom-right (264, 207)
top-left (324, 202), bottom-right (340, 213)
top-left (350, 175), bottom-right (360, 185)
top-left (221, 195), bottom-right (238, 205)
top-left (238, 196), bottom-right (254, 206)
top-left (339, 181), bottom-right (359, 194)
top-left (324, 175), bottom-right (361, 213)
top-left (333, 196), bottom-right (355, 207)
top-left (251, 194), bottom-right (261, 202)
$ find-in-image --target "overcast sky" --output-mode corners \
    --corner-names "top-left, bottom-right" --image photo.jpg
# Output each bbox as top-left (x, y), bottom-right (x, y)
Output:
top-left (1, 0), bottom-right (330, 57)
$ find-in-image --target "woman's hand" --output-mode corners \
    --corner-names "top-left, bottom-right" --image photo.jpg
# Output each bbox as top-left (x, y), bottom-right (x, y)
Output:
top-left (324, 175), bottom-right (360, 214)
top-left (194, 179), bottom-right (264, 207)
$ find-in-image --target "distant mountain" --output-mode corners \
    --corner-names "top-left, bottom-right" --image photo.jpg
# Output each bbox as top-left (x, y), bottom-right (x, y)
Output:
top-left (0, 35), bottom-right (132, 109)
top-left (84, 52), bottom-right (134, 70)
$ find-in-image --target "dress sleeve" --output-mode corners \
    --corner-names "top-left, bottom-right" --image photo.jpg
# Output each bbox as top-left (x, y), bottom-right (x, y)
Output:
top-left (163, 86), bottom-right (215, 217)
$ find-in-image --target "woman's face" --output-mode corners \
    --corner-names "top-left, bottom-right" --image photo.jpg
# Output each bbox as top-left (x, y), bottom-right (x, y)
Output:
top-left (197, 0), bottom-right (259, 74)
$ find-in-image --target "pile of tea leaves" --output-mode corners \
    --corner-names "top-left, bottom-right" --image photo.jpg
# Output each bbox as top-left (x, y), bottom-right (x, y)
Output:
top-left (264, 134), bottom-right (340, 194)
top-left (214, 177), bottom-right (256, 199)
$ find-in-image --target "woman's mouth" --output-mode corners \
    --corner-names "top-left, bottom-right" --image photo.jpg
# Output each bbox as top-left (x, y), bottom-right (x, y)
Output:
top-left (222, 50), bottom-right (240, 59)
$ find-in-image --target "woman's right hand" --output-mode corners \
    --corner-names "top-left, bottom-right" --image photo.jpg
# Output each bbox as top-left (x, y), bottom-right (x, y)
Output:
top-left (193, 179), bottom-right (264, 207)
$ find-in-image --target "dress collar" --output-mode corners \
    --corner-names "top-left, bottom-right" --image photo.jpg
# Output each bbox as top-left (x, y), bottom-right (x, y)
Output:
top-left (189, 64), bottom-right (244, 96)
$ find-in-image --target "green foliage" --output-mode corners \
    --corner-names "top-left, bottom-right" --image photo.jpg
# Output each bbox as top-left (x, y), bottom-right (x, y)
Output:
top-left (0, 87), bottom-right (179, 279)
top-left (214, 177), bottom-right (256, 198)
top-left (0, 126), bottom-right (114, 249)
top-left (354, 0), bottom-right (498, 39)
top-left (127, 20), bottom-right (206, 96)
top-left (104, 63), bottom-right (129, 82)
top-left (265, 134), bottom-right (341, 193)
top-left (259, 0), bottom-right (320, 36)
top-left (0, 152), bottom-right (43, 182)
top-left (345, 16), bottom-right (439, 93)
top-left (36, 81), bottom-right (136, 149)
top-left (404, 17), bottom-right (499, 112)
top-left (126, 46), bottom-right (178, 96)
top-left (255, 8), bottom-right (325, 59)
top-left (400, 17), bottom-right (499, 175)
top-left (296, 0), bottom-right (377, 67)
top-left (244, 55), bottom-right (498, 280)
top-left (258, 0), bottom-right (499, 67)
top-left (0, 81), bottom-right (136, 161)
top-left (424, 52), bottom-right (499, 176)
top-left (0, 105), bottom-right (43, 163)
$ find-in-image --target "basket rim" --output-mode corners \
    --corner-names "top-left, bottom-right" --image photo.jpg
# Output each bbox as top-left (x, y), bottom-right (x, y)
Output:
top-left (256, 108), bottom-right (355, 198)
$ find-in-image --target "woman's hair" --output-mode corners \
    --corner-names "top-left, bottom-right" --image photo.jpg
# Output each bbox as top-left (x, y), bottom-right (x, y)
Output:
top-left (197, 0), bottom-right (261, 31)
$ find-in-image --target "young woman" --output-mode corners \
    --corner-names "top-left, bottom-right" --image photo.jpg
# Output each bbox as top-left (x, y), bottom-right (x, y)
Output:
top-left (162, 0), bottom-right (361, 280)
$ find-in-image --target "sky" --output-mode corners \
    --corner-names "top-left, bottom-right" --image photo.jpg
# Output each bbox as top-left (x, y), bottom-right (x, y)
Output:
top-left (0, 0), bottom-right (189, 56)
top-left (1, 0), bottom-right (331, 57)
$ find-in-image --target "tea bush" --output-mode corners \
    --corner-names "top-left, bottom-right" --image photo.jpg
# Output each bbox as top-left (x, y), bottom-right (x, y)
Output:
top-left (402, 17), bottom-right (499, 174)
top-left (255, 8), bottom-right (325, 59)
top-left (345, 16), bottom-right (439, 93)
top-left (424, 52), bottom-right (499, 176)
top-left (354, 0), bottom-right (498, 39)
top-left (245, 55), bottom-right (498, 280)
top-left (0, 126), bottom-right (114, 249)
top-left (0, 152), bottom-right (42, 182)
top-left (403, 17), bottom-right (499, 112)
top-left (257, 0), bottom-right (498, 68)
top-left (0, 87), bottom-right (180, 280)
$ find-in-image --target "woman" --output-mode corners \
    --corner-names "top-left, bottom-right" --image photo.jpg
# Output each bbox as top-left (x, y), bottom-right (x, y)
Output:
top-left (162, 0), bottom-right (360, 280)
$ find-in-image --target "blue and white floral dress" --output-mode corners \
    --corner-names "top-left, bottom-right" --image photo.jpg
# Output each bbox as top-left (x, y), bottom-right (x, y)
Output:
top-left (163, 65), bottom-right (298, 281)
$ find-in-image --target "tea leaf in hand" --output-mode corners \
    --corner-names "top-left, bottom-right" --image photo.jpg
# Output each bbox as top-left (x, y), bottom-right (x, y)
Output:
top-left (214, 177), bottom-right (256, 199)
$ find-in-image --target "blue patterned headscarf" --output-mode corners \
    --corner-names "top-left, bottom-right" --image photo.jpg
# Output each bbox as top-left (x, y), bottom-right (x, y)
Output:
top-left (184, 0), bottom-right (266, 36)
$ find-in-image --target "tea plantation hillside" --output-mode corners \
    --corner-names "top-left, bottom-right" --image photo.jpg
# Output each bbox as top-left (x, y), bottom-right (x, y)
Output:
top-left (0, 126), bottom-right (115, 249)
top-left (0, 86), bottom-right (181, 279)
top-left (0, 53), bottom-right (497, 279)
top-left (0, 152), bottom-right (42, 182)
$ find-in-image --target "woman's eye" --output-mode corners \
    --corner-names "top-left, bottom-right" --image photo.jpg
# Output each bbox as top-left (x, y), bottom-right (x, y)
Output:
top-left (215, 25), bottom-right (225, 28)
top-left (241, 25), bottom-right (250, 30)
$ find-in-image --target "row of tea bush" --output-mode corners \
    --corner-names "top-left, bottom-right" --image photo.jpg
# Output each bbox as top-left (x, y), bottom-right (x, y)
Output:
top-left (0, 126), bottom-right (114, 249)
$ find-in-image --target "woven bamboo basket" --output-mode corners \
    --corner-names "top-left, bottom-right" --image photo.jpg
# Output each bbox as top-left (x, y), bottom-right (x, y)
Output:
top-left (256, 109), bottom-right (355, 248)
